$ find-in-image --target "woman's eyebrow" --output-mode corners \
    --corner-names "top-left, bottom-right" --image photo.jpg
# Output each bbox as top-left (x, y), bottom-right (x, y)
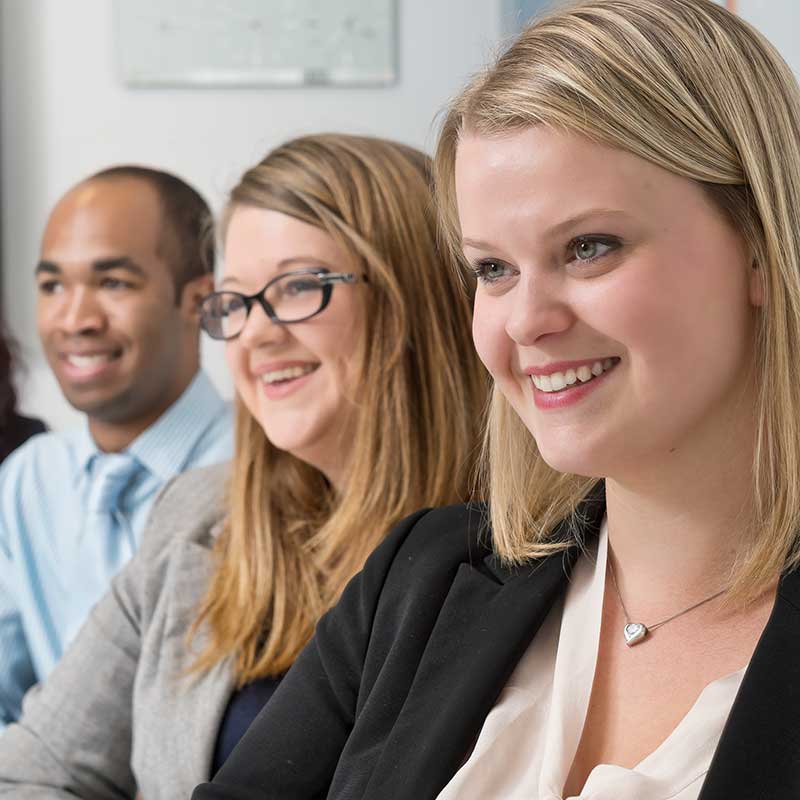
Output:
top-left (462, 209), bottom-right (629, 251)
top-left (544, 208), bottom-right (629, 238)
top-left (220, 256), bottom-right (338, 288)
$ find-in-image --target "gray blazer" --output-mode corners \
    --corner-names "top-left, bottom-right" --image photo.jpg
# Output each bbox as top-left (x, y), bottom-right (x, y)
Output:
top-left (0, 463), bottom-right (235, 799)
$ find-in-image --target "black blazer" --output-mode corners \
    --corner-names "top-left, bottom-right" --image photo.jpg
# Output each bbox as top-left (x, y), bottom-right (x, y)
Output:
top-left (194, 493), bottom-right (800, 799)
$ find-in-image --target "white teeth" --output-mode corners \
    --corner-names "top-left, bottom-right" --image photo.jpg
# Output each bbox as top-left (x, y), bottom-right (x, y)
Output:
top-left (261, 364), bottom-right (317, 384)
top-left (66, 354), bottom-right (114, 368)
top-left (530, 359), bottom-right (618, 393)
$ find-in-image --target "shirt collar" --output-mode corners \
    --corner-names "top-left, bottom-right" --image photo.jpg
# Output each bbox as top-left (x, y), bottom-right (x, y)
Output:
top-left (127, 370), bottom-right (227, 482)
top-left (74, 424), bottom-right (100, 481)
top-left (75, 370), bottom-right (227, 484)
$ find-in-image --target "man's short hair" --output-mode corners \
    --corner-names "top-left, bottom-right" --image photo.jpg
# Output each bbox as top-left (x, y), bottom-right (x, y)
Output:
top-left (90, 165), bottom-right (214, 300)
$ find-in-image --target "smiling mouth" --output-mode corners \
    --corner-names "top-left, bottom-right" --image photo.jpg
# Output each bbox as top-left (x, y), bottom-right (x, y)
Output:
top-left (260, 363), bottom-right (320, 386)
top-left (530, 357), bottom-right (620, 393)
top-left (63, 351), bottom-right (122, 368)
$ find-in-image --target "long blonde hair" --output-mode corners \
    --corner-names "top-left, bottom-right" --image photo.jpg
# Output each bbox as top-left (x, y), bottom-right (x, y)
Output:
top-left (190, 134), bottom-right (486, 683)
top-left (433, 0), bottom-right (800, 601)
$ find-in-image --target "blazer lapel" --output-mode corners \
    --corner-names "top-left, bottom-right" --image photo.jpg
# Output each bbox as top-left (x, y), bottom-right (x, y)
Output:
top-left (133, 538), bottom-right (237, 797)
top-left (363, 488), bottom-right (606, 800)
top-left (171, 541), bottom-right (238, 786)
top-left (699, 569), bottom-right (800, 798)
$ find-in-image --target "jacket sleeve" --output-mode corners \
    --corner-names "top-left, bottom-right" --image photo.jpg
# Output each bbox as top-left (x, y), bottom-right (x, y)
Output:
top-left (191, 508), bottom-right (431, 800)
top-left (0, 475), bottom-right (185, 800)
top-left (0, 560), bottom-right (142, 798)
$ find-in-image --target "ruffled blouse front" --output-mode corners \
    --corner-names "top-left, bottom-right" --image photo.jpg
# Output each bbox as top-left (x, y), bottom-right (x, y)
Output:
top-left (437, 522), bottom-right (745, 800)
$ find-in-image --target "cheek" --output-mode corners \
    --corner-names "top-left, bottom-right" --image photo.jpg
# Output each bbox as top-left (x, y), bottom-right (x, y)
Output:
top-left (318, 299), bottom-right (364, 379)
top-left (472, 294), bottom-right (512, 379)
top-left (35, 308), bottom-right (49, 338)
top-left (109, 297), bottom-right (165, 339)
top-left (596, 253), bottom-right (755, 412)
top-left (225, 341), bottom-right (252, 399)
top-left (36, 297), bottom-right (61, 338)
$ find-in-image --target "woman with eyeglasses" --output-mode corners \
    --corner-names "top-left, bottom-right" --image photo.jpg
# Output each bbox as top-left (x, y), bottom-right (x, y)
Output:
top-left (0, 133), bottom-right (486, 798)
top-left (193, 1), bottom-right (800, 798)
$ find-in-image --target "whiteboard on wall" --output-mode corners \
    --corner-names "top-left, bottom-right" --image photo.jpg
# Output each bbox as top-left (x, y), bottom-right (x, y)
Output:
top-left (114, 0), bottom-right (397, 87)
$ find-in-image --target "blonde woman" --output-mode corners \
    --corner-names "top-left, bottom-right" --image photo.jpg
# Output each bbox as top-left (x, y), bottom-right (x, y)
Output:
top-left (0, 134), bottom-right (486, 798)
top-left (193, 2), bottom-right (800, 798)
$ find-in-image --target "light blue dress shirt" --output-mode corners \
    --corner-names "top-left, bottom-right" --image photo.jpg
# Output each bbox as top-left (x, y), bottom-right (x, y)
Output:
top-left (0, 370), bottom-right (232, 726)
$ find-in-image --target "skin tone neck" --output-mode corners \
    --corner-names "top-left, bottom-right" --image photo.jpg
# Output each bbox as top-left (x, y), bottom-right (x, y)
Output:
top-left (304, 434), bottom-right (349, 493)
top-left (604, 385), bottom-right (761, 612)
top-left (87, 342), bottom-right (199, 453)
top-left (603, 343), bottom-right (762, 607)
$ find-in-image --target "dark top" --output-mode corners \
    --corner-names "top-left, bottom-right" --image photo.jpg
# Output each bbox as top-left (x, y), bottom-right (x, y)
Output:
top-left (211, 676), bottom-right (282, 775)
top-left (0, 414), bottom-right (45, 465)
top-left (193, 490), bottom-right (800, 799)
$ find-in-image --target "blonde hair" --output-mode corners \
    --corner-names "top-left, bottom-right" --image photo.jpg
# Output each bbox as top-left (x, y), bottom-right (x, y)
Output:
top-left (433, 0), bottom-right (800, 601)
top-left (190, 134), bottom-right (486, 683)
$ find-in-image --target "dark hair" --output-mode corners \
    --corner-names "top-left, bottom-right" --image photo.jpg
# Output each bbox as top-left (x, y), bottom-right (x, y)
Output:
top-left (91, 165), bottom-right (214, 299)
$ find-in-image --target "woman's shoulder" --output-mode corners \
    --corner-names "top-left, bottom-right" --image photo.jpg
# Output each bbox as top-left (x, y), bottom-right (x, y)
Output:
top-left (389, 502), bottom-right (492, 566)
top-left (357, 503), bottom-right (494, 605)
top-left (139, 462), bottom-right (230, 554)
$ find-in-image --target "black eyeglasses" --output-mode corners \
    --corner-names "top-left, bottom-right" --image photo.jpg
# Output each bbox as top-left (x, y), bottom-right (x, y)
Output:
top-left (199, 268), bottom-right (367, 341)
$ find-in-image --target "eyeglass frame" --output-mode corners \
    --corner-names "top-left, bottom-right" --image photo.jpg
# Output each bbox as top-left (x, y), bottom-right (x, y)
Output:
top-left (199, 267), bottom-right (369, 341)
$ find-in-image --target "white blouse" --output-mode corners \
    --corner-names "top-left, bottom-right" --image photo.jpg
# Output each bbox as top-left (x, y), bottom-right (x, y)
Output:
top-left (437, 522), bottom-right (745, 800)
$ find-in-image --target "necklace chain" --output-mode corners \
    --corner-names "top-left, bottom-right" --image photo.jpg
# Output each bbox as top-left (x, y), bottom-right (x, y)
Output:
top-left (607, 555), bottom-right (727, 639)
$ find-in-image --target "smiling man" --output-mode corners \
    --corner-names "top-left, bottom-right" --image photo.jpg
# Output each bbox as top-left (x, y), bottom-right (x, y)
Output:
top-left (0, 166), bottom-right (232, 726)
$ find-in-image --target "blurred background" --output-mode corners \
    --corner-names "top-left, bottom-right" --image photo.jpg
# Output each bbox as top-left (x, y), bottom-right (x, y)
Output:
top-left (2, 0), bottom-right (797, 430)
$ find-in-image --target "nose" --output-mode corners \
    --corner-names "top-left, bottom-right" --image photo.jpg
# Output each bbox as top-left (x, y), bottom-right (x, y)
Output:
top-left (504, 269), bottom-right (574, 346)
top-left (58, 287), bottom-right (107, 336)
top-left (236, 300), bottom-right (289, 349)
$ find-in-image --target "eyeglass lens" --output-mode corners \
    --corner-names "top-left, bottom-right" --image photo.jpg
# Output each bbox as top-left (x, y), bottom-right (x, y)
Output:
top-left (202, 272), bottom-right (329, 339)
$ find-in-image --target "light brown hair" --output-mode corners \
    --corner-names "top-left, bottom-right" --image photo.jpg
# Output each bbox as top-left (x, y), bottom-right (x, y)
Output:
top-left (433, 0), bottom-right (800, 601)
top-left (190, 134), bottom-right (487, 682)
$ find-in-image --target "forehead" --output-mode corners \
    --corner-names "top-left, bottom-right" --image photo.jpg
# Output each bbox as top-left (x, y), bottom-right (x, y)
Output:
top-left (223, 206), bottom-right (352, 286)
top-left (40, 177), bottom-right (164, 269)
top-left (454, 127), bottom-right (699, 240)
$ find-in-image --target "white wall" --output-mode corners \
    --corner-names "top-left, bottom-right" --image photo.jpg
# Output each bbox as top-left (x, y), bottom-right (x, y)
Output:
top-left (3, 1), bottom-right (799, 430)
top-left (1, 0), bottom-right (503, 429)
top-left (737, 1), bottom-right (800, 77)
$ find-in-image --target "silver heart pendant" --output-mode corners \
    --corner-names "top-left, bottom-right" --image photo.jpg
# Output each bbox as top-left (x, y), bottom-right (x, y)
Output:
top-left (623, 622), bottom-right (648, 646)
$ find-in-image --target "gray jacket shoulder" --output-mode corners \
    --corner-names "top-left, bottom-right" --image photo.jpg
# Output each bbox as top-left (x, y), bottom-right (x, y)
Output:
top-left (138, 461), bottom-right (230, 557)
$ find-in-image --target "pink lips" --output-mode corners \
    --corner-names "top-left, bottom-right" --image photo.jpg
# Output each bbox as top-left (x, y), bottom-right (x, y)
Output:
top-left (527, 358), bottom-right (619, 410)
top-left (255, 360), bottom-right (320, 401)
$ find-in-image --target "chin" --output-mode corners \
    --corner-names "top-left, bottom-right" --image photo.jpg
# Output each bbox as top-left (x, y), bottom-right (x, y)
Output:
top-left (60, 388), bottom-right (120, 416)
top-left (533, 432), bottom-right (611, 479)
top-left (261, 425), bottom-right (325, 462)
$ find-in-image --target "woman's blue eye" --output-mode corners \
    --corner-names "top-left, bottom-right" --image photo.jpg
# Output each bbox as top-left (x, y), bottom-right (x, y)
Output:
top-left (570, 237), bottom-right (618, 263)
top-left (472, 260), bottom-right (510, 283)
top-left (284, 279), bottom-right (320, 295)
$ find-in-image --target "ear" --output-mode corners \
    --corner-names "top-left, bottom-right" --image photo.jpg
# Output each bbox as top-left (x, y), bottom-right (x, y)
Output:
top-left (178, 273), bottom-right (214, 322)
top-left (748, 260), bottom-right (764, 308)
